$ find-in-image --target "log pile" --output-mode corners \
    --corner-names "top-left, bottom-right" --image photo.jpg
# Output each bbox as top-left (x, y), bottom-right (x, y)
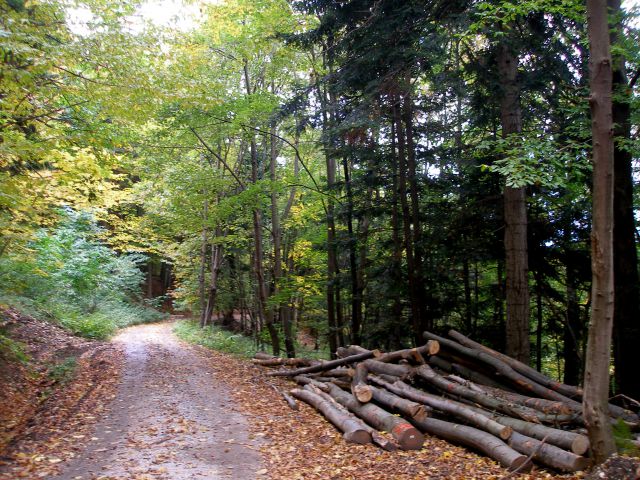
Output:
top-left (254, 330), bottom-right (640, 473)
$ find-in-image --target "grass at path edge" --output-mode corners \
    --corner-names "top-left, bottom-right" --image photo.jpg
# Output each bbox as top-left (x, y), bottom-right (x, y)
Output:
top-left (173, 320), bottom-right (258, 358)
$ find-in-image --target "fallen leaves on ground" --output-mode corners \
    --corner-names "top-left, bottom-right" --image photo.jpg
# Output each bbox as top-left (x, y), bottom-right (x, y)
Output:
top-left (180, 339), bottom-right (587, 480)
top-left (0, 307), bottom-right (123, 479)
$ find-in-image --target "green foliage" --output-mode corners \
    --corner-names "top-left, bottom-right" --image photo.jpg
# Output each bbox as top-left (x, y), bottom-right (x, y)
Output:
top-left (612, 418), bottom-right (640, 456)
top-left (0, 331), bottom-right (28, 363)
top-left (173, 320), bottom-right (257, 358)
top-left (0, 208), bottom-right (164, 339)
top-left (46, 357), bottom-right (77, 385)
top-left (479, 133), bottom-right (590, 189)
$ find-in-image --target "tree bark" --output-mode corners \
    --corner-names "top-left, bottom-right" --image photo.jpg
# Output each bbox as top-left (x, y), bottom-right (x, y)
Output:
top-left (507, 431), bottom-right (590, 472)
top-left (412, 417), bottom-right (530, 472)
top-left (393, 97), bottom-right (421, 344)
top-left (497, 41), bottom-right (530, 365)
top-left (446, 330), bottom-right (582, 399)
top-left (415, 364), bottom-right (561, 423)
top-left (243, 59), bottom-right (280, 356)
top-left (583, 0), bottom-right (617, 463)
top-left (291, 388), bottom-right (371, 444)
top-left (370, 377), bottom-right (512, 440)
top-left (351, 361), bottom-right (372, 402)
top-left (325, 383), bottom-right (424, 450)
top-left (266, 350), bottom-right (378, 377)
top-left (368, 385), bottom-right (429, 420)
top-left (198, 197), bottom-right (208, 327)
top-left (463, 405), bottom-right (589, 455)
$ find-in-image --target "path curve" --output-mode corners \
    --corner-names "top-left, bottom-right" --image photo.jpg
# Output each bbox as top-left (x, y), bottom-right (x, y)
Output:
top-left (54, 320), bottom-right (262, 480)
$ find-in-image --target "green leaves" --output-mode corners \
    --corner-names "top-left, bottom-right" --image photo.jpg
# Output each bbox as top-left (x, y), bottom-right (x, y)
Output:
top-left (478, 133), bottom-right (590, 189)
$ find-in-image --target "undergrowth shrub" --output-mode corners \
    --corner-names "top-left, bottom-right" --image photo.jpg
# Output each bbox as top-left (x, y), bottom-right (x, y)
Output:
top-left (174, 320), bottom-right (257, 358)
top-left (0, 208), bottom-right (165, 339)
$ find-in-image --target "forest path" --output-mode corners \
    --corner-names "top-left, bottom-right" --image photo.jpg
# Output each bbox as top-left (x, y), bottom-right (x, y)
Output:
top-left (53, 319), bottom-right (263, 480)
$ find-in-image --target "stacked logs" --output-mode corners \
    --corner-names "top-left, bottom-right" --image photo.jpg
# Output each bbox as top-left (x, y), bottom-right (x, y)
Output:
top-left (253, 330), bottom-right (640, 473)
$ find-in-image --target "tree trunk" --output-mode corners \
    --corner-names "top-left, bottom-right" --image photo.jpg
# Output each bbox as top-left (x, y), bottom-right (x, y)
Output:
top-left (370, 377), bottom-right (512, 440)
top-left (270, 122), bottom-right (295, 358)
top-left (583, 0), bottom-right (617, 463)
top-left (507, 431), bottom-right (590, 472)
top-left (609, 0), bottom-right (640, 402)
top-left (342, 155), bottom-right (362, 345)
top-left (447, 329), bottom-right (582, 399)
top-left (463, 405), bottom-right (589, 455)
top-left (244, 59), bottom-right (280, 356)
top-left (198, 198), bottom-right (208, 327)
top-left (393, 97), bottom-right (421, 344)
top-left (203, 235), bottom-right (222, 326)
top-left (266, 350), bottom-right (378, 377)
top-left (402, 93), bottom-right (427, 332)
top-left (412, 417), bottom-right (529, 472)
top-left (498, 42), bottom-right (530, 365)
top-left (325, 383), bottom-right (425, 450)
top-left (290, 388), bottom-right (371, 444)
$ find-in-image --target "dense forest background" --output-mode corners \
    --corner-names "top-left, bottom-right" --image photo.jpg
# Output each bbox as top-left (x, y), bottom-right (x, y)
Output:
top-left (1, 0), bottom-right (639, 405)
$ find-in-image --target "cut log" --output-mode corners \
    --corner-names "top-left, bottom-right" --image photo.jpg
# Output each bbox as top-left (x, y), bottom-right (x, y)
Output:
top-left (411, 417), bottom-right (530, 472)
top-left (362, 360), bottom-right (414, 378)
top-left (370, 377), bottom-right (512, 440)
top-left (270, 384), bottom-right (299, 410)
top-left (477, 384), bottom-right (577, 416)
top-left (351, 362), bottom-right (372, 402)
top-left (336, 345), bottom-right (381, 358)
top-left (266, 351), bottom-right (377, 377)
top-left (449, 362), bottom-right (516, 391)
top-left (325, 383), bottom-right (425, 450)
top-left (507, 431), bottom-right (590, 472)
top-left (253, 357), bottom-right (315, 367)
top-left (368, 385), bottom-right (429, 421)
top-left (428, 355), bottom-right (453, 372)
top-left (415, 364), bottom-right (567, 424)
top-left (463, 404), bottom-right (590, 455)
top-left (424, 332), bottom-right (582, 408)
top-left (290, 388), bottom-right (371, 444)
top-left (376, 341), bottom-right (440, 363)
top-left (301, 383), bottom-right (397, 451)
top-left (448, 329), bottom-right (582, 399)
top-left (311, 368), bottom-right (353, 377)
top-left (293, 375), bottom-right (327, 388)
top-left (441, 330), bottom-right (638, 423)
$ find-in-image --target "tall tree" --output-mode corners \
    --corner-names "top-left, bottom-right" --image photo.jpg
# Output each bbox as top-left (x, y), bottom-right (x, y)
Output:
top-left (583, 0), bottom-right (616, 463)
top-left (609, 0), bottom-right (640, 401)
top-left (497, 38), bottom-right (531, 364)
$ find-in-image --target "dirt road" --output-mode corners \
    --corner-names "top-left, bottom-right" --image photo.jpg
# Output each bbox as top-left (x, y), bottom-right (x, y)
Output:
top-left (53, 321), bottom-right (263, 480)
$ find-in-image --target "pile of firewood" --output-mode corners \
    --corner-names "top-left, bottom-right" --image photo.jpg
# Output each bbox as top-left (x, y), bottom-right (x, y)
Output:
top-left (253, 330), bottom-right (640, 473)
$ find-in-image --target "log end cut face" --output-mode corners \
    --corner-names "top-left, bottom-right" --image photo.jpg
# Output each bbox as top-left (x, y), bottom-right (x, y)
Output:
top-left (391, 423), bottom-right (425, 450)
top-left (508, 455), bottom-right (532, 473)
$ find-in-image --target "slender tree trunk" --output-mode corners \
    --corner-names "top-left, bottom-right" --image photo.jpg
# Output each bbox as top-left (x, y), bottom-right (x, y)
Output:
top-left (609, 0), bottom-right (640, 400)
top-left (498, 42), bottom-right (530, 364)
top-left (199, 198), bottom-right (209, 327)
top-left (390, 112), bottom-right (404, 337)
top-left (463, 257), bottom-right (473, 332)
top-left (402, 94), bottom-right (426, 333)
top-left (583, 0), bottom-right (616, 463)
top-left (535, 272), bottom-right (543, 372)
top-left (203, 228), bottom-right (223, 326)
top-left (244, 59), bottom-right (280, 355)
top-left (564, 221), bottom-right (583, 386)
top-left (342, 155), bottom-right (361, 345)
top-left (271, 123), bottom-right (295, 358)
top-left (393, 97), bottom-right (421, 345)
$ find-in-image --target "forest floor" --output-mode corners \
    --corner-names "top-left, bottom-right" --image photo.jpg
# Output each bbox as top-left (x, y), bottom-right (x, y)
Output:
top-left (0, 312), bottom-right (590, 479)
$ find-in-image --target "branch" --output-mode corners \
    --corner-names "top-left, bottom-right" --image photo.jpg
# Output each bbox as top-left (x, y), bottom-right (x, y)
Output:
top-left (189, 127), bottom-right (245, 189)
